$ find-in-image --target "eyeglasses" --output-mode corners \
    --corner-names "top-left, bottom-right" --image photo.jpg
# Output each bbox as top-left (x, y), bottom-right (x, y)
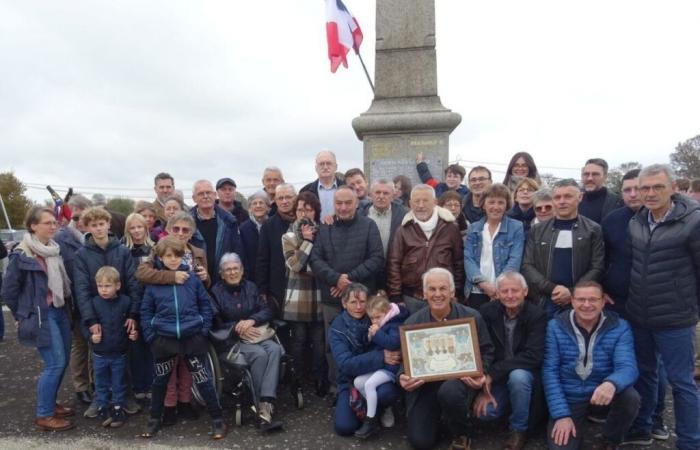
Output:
top-left (535, 205), bottom-right (553, 212)
top-left (276, 195), bottom-right (294, 201)
top-left (195, 191), bottom-right (214, 198)
top-left (38, 220), bottom-right (58, 227)
top-left (172, 226), bottom-right (191, 234)
top-left (582, 172), bottom-right (603, 179)
top-left (316, 161), bottom-right (335, 167)
top-left (639, 184), bottom-right (668, 194)
top-left (517, 188), bottom-right (535, 194)
top-left (469, 176), bottom-right (490, 183)
top-left (572, 297), bottom-right (603, 304)
top-left (222, 266), bottom-right (241, 273)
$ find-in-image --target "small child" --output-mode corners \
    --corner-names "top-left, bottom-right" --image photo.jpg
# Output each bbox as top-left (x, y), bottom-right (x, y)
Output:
top-left (90, 266), bottom-right (138, 428)
top-left (139, 236), bottom-right (225, 439)
top-left (352, 295), bottom-right (409, 439)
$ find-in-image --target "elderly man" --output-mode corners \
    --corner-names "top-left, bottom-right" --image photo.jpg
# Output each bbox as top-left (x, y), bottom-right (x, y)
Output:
top-left (261, 166), bottom-right (284, 216)
top-left (474, 271), bottom-right (547, 450)
top-left (522, 179), bottom-right (604, 318)
top-left (300, 150), bottom-right (345, 220)
top-left (310, 186), bottom-right (384, 389)
top-left (344, 168), bottom-right (371, 209)
top-left (152, 172), bottom-right (175, 223)
top-left (623, 164), bottom-right (700, 450)
top-left (215, 177), bottom-right (249, 224)
top-left (189, 179), bottom-right (244, 283)
top-left (255, 183), bottom-right (297, 317)
top-left (387, 184), bottom-right (464, 314)
top-left (544, 281), bottom-right (639, 450)
top-left (461, 165), bottom-right (493, 223)
top-left (400, 268), bottom-right (494, 450)
top-left (579, 158), bottom-right (621, 224)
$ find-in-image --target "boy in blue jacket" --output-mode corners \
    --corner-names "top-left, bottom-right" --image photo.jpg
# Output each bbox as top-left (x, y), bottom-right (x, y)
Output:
top-left (89, 266), bottom-right (138, 428)
top-left (139, 236), bottom-right (225, 439)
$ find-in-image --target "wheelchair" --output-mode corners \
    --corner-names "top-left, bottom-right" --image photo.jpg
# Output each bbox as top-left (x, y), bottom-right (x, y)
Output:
top-left (191, 320), bottom-right (304, 428)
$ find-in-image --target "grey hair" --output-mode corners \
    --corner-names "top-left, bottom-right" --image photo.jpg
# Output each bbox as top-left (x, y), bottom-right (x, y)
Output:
top-left (370, 179), bottom-right (394, 192)
top-left (218, 252), bottom-right (242, 272)
top-left (341, 283), bottom-right (369, 304)
top-left (248, 190), bottom-right (270, 206)
top-left (422, 267), bottom-right (455, 292)
top-left (315, 150), bottom-right (337, 163)
top-left (411, 183), bottom-right (436, 199)
top-left (275, 183), bottom-right (297, 195)
top-left (552, 178), bottom-right (580, 191)
top-left (495, 271), bottom-right (528, 290)
top-left (192, 179), bottom-right (214, 193)
top-left (639, 164), bottom-right (675, 184)
top-left (533, 188), bottom-right (553, 204)
top-left (91, 193), bottom-right (107, 206)
top-left (68, 193), bottom-right (93, 210)
top-left (166, 211), bottom-right (196, 232)
top-left (335, 185), bottom-right (357, 199)
top-left (263, 166), bottom-right (284, 177)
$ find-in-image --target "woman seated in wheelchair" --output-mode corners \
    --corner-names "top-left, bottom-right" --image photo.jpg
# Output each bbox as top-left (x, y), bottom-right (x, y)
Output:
top-left (210, 252), bottom-right (284, 429)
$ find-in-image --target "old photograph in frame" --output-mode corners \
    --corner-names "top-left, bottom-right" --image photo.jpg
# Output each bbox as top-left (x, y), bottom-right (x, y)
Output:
top-left (399, 318), bottom-right (483, 382)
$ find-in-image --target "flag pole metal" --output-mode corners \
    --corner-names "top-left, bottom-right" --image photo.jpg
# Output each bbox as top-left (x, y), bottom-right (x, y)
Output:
top-left (356, 51), bottom-right (375, 94)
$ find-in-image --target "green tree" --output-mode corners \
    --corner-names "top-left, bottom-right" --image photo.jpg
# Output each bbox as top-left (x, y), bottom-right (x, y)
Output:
top-left (106, 197), bottom-right (135, 216)
top-left (670, 135), bottom-right (700, 179)
top-left (606, 162), bottom-right (642, 194)
top-left (0, 172), bottom-right (34, 229)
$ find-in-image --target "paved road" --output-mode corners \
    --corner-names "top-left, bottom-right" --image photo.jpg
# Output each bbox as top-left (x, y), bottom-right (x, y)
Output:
top-left (0, 310), bottom-right (675, 449)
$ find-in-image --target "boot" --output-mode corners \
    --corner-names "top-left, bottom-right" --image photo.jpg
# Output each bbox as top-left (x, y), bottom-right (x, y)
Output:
top-left (354, 416), bottom-right (380, 439)
top-left (54, 404), bottom-right (75, 418)
top-left (161, 406), bottom-right (177, 426)
top-left (210, 418), bottom-right (227, 440)
top-left (34, 416), bottom-right (75, 432)
top-left (177, 401), bottom-right (199, 420)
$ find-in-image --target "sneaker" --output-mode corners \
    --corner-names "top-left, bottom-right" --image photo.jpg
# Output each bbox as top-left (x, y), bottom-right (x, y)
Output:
top-left (177, 401), bottom-right (199, 421)
top-left (141, 418), bottom-right (161, 438)
top-left (621, 431), bottom-right (653, 446)
top-left (84, 400), bottom-right (100, 418)
top-left (133, 392), bottom-right (147, 401)
top-left (123, 398), bottom-right (141, 415)
top-left (161, 406), bottom-right (177, 427)
top-left (97, 406), bottom-right (112, 427)
top-left (380, 406), bottom-right (395, 428)
top-left (210, 418), bottom-right (226, 440)
top-left (110, 406), bottom-right (126, 428)
top-left (651, 422), bottom-right (670, 440)
top-left (354, 416), bottom-right (380, 439)
top-left (348, 388), bottom-right (366, 420)
top-left (258, 401), bottom-right (273, 424)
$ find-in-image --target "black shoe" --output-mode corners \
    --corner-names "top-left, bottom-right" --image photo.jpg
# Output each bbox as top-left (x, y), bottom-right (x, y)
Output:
top-left (354, 416), bottom-right (380, 439)
top-left (621, 430), bottom-right (653, 446)
top-left (161, 406), bottom-right (177, 427)
top-left (97, 406), bottom-right (112, 428)
top-left (141, 418), bottom-right (161, 438)
top-left (76, 391), bottom-right (93, 405)
top-left (110, 406), bottom-right (126, 428)
top-left (177, 402), bottom-right (199, 421)
top-left (210, 418), bottom-right (227, 440)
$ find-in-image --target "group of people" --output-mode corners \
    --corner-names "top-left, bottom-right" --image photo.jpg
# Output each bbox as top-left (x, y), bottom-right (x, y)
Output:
top-left (1, 150), bottom-right (699, 450)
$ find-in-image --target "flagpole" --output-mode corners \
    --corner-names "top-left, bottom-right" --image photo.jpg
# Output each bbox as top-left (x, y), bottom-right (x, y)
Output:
top-left (356, 51), bottom-right (375, 94)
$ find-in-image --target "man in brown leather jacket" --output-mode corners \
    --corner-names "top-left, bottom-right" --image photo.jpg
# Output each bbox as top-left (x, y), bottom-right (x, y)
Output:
top-left (386, 184), bottom-right (464, 314)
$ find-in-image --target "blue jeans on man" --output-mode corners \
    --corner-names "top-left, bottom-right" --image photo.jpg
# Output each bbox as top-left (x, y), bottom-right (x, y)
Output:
top-left (630, 325), bottom-right (700, 450)
top-left (479, 369), bottom-right (534, 431)
top-left (93, 352), bottom-right (127, 408)
top-left (36, 306), bottom-right (72, 417)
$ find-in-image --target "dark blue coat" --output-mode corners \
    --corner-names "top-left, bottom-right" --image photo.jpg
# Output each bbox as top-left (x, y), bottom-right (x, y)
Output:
top-left (601, 206), bottom-right (635, 303)
top-left (54, 228), bottom-right (82, 293)
top-left (507, 204), bottom-right (536, 234)
top-left (140, 266), bottom-right (213, 344)
top-left (209, 280), bottom-right (273, 330)
top-left (255, 213), bottom-right (294, 304)
top-left (239, 219), bottom-right (261, 283)
top-left (369, 306), bottom-right (409, 374)
top-left (189, 205), bottom-right (245, 284)
top-left (543, 310), bottom-right (638, 420)
top-left (1, 244), bottom-right (64, 347)
top-left (89, 294), bottom-right (131, 355)
top-left (73, 235), bottom-right (140, 326)
top-left (329, 311), bottom-right (385, 389)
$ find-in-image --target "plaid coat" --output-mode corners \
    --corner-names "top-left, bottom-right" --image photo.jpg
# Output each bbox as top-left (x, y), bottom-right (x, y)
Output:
top-left (281, 229), bottom-right (321, 322)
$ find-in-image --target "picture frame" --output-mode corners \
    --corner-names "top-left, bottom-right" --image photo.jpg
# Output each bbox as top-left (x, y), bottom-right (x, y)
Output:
top-left (399, 317), bottom-right (483, 382)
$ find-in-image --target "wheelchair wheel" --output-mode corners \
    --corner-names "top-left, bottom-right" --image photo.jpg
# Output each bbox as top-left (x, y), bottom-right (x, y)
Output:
top-left (234, 404), bottom-right (242, 426)
top-left (192, 342), bottom-right (223, 406)
top-left (295, 389), bottom-right (304, 409)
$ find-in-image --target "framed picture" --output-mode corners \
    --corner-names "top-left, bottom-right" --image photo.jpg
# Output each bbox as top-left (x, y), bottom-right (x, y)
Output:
top-left (399, 318), bottom-right (483, 382)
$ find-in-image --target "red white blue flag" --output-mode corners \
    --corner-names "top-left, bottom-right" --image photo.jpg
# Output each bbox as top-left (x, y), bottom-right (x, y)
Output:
top-left (325, 0), bottom-right (363, 73)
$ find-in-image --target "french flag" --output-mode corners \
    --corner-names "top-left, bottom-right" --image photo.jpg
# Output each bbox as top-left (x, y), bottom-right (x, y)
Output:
top-left (325, 0), bottom-right (363, 73)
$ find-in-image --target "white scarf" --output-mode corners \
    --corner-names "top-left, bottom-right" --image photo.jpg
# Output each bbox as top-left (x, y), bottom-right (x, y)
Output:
top-left (22, 233), bottom-right (71, 307)
top-left (415, 208), bottom-right (439, 240)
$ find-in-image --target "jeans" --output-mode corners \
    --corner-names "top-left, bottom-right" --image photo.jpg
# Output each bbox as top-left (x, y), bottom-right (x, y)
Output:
top-left (129, 335), bottom-right (153, 394)
top-left (322, 304), bottom-right (342, 388)
top-left (239, 339), bottom-right (283, 400)
top-left (631, 325), bottom-right (700, 450)
top-left (653, 363), bottom-right (668, 425)
top-left (288, 320), bottom-right (326, 383)
top-left (334, 382), bottom-right (399, 436)
top-left (541, 297), bottom-right (571, 320)
top-left (547, 387), bottom-right (640, 449)
top-left (0, 304), bottom-right (5, 340)
top-left (93, 352), bottom-right (127, 408)
top-left (479, 369), bottom-right (534, 432)
top-left (36, 306), bottom-right (72, 417)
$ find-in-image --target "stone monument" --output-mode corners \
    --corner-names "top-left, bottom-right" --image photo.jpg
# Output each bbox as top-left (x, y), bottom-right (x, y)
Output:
top-left (352, 0), bottom-right (461, 187)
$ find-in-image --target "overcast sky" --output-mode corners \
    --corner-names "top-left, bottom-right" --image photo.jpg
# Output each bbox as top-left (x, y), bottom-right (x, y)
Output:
top-left (2, 1), bottom-right (699, 203)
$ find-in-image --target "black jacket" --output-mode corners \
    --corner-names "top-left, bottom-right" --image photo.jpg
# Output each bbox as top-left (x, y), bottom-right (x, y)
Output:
top-left (626, 195), bottom-right (700, 329)
top-left (88, 294), bottom-right (131, 355)
top-left (255, 213), bottom-right (294, 308)
top-left (299, 176), bottom-right (345, 197)
top-left (522, 215), bottom-right (605, 301)
top-left (579, 187), bottom-right (622, 224)
top-left (210, 280), bottom-right (274, 330)
top-left (310, 214), bottom-right (384, 305)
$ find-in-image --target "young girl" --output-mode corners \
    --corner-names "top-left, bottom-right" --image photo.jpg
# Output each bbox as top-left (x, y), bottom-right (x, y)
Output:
top-left (139, 236), bottom-right (225, 439)
top-left (134, 201), bottom-right (160, 243)
top-left (151, 196), bottom-right (185, 242)
top-left (352, 295), bottom-right (409, 439)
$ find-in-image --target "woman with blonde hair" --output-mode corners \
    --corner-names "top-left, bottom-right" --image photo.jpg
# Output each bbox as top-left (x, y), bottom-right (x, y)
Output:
top-left (507, 177), bottom-right (540, 233)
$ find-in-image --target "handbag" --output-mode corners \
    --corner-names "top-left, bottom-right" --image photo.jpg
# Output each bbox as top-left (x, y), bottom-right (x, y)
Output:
top-left (240, 323), bottom-right (276, 344)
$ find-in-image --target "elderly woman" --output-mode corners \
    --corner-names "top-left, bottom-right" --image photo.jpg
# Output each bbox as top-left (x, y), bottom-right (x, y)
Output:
top-left (329, 283), bottom-right (400, 436)
top-left (2, 206), bottom-right (75, 431)
top-left (532, 188), bottom-right (555, 225)
top-left (282, 191), bottom-right (326, 396)
top-left (210, 252), bottom-right (282, 428)
top-left (507, 178), bottom-right (539, 233)
top-left (464, 183), bottom-right (525, 310)
top-left (239, 190), bottom-right (270, 282)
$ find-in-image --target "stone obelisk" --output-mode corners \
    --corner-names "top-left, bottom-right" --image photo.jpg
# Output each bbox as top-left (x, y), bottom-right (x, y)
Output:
top-left (352, 0), bottom-right (461, 186)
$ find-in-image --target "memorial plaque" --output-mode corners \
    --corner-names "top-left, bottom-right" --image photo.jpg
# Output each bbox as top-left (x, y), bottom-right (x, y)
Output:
top-left (363, 133), bottom-right (448, 186)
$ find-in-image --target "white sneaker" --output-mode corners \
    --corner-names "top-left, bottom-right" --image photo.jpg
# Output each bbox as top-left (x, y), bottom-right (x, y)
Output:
top-left (380, 406), bottom-right (395, 428)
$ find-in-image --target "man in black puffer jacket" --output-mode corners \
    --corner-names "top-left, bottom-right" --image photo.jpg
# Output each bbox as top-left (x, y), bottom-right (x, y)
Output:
top-left (623, 164), bottom-right (700, 450)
